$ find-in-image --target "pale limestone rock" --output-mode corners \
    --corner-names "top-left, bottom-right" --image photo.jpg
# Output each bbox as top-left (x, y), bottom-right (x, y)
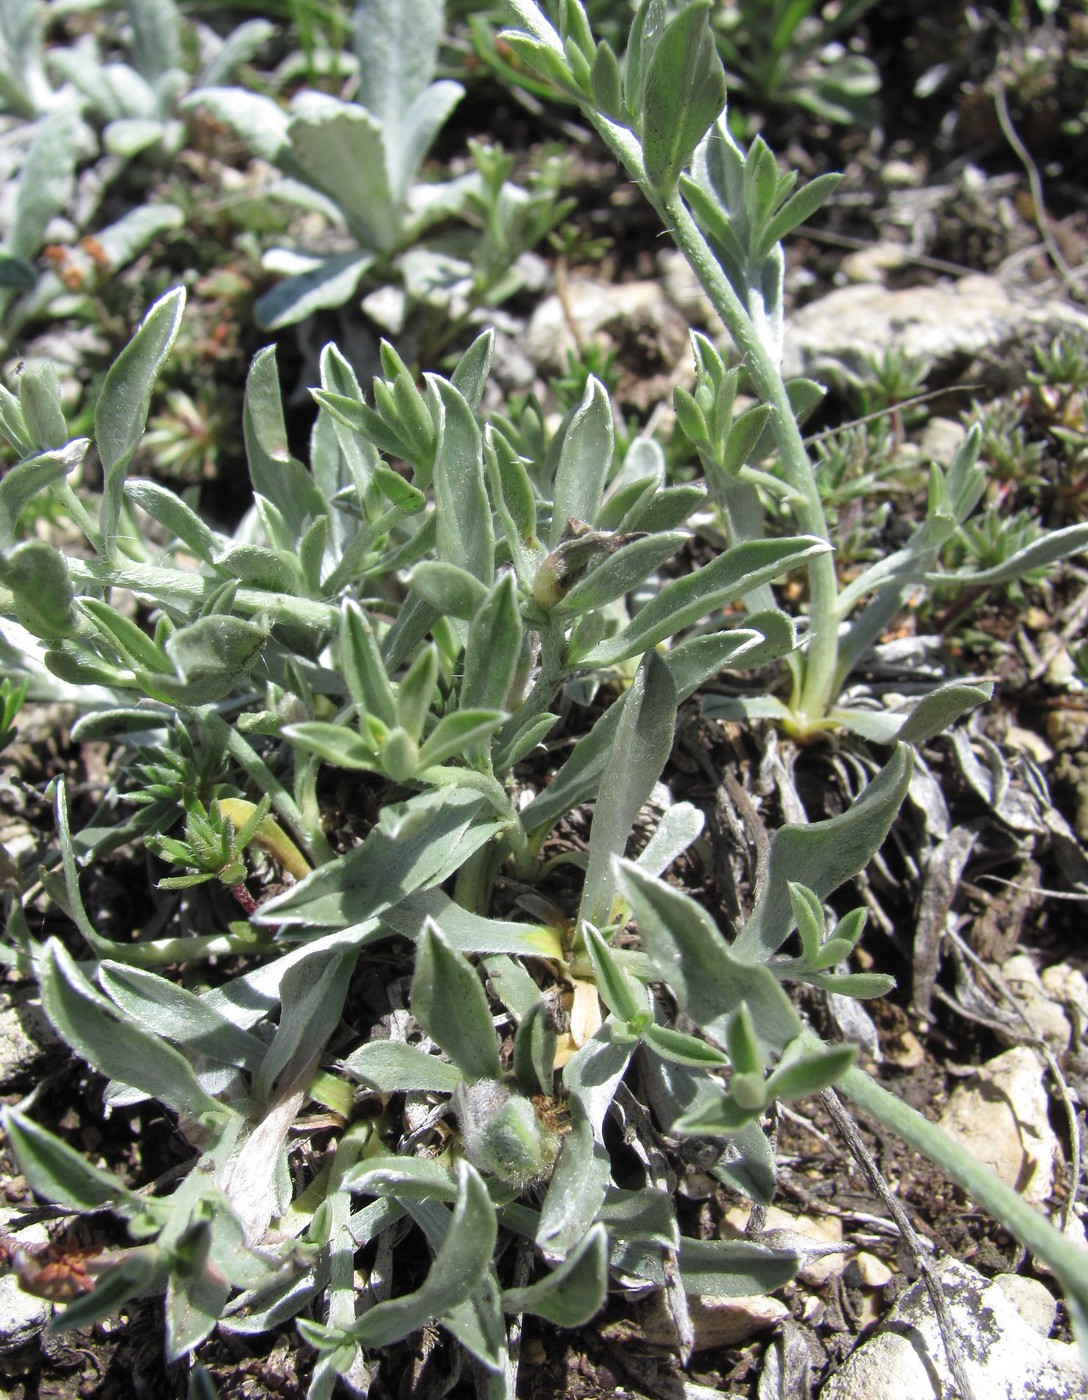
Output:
top-left (819, 1259), bottom-right (1085, 1400)
top-left (936, 1045), bottom-right (1059, 1206)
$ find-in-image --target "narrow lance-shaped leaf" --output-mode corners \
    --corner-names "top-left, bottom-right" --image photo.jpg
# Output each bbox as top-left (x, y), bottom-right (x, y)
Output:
top-left (37, 940), bottom-right (231, 1126)
top-left (579, 650), bottom-right (678, 930)
top-left (501, 1223), bottom-right (608, 1326)
top-left (576, 536), bottom-right (827, 668)
top-left (615, 860), bottom-right (801, 1056)
top-left (351, 1161), bottom-right (497, 1348)
top-left (639, 3), bottom-right (726, 197)
top-left (430, 376), bottom-right (494, 585)
top-left (411, 921), bottom-right (502, 1082)
top-left (550, 376), bottom-right (614, 545)
top-left (96, 287), bottom-right (186, 550)
top-left (731, 746), bottom-right (913, 964)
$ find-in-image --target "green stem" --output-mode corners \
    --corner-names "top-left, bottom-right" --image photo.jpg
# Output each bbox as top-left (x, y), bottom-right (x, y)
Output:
top-left (65, 558), bottom-right (340, 634)
top-left (838, 1059), bottom-right (1088, 1322)
top-left (579, 109), bottom-right (841, 723)
top-left (657, 191), bottom-right (840, 721)
top-left (205, 710), bottom-right (334, 866)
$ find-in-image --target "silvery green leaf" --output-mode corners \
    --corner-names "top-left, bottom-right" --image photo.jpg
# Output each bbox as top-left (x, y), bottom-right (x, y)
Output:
top-left (286, 93), bottom-right (400, 251)
top-left (411, 922), bottom-right (502, 1082)
top-left (97, 963), bottom-right (268, 1072)
top-left (513, 1000), bottom-right (557, 1096)
top-left (166, 1264), bottom-right (228, 1362)
top-left (625, 482), bottom-right (707, 533)
top-left (255, 949), bottom-right (354, 1102)
top-left (254, 250), bottom-right (374, 331)
top-left (220, 1267), bottom-right (323, 1335)
top-left (538, 1027), bottom-right (633, 1253)
top-left (493, 710), bottom-right (558, 773)
top-left (731, 746), bottom-right (913, 964)
top-left (576, 537), bottom-right (827, 668)
top-left (582, 925), bottom-right (643, 1023)
top-left (282, 722), bottom-right (379, 771)
top-left (95, 201), bottom-right (185, 266)
top-left (18, 362), bottom-right (66, 450)
top-left (96, 287), bottom-right (185, 548)
top-left (198, 18), bottom-right (274, 86)
top-left (3, 1108), bottom-right (150, 1215)
top-left (642, 1022), bottom-right (729, 1067)
top-left (394, 641), bottom-right (438, 744)
top-left (636, 802), bottom-right (704, 877)
top-left (535, 1098), bottom-right (604, 1254)
top-left (353, 0), bottom-right (442, 129)
top-left (927, 522), bottom-right (1088, 588)
top-left (550, 376), bottom-right (614, 545)
top-left (460, 573), bottom-right (522, 716)
top-left (157, 615), bottom-right (267, 705)
top-left (79, 597), bottom-right (170, 674)
top-left (451, 329), bottom-right (495, 410)
top-left (393, 80), bottom-right (465, 200)
top-left (765, 1042), bottom-right (856, 1102)
top-left (580, 650), bottom-right (678, 929)
top-left (758, 172), bottom-right (842, 260)
top-left (126, 0), bottom-right (180, 82)
top-left (8, 101), bottom-right (79, 261)
top-left (625, 0), bottom-right (668, 115)
top-left (892, 680), bottom-right (994, 744)
top-left (678, 1236), bottom-right (800, 1296)
top-left (256, 788), bottom-right (496, 930)
top-left (347, 1155), bottom-right (459, 1202)
top-left (382, 889), bottom-right (565, 960)
top-left (242, 348), bottom-right (329, 537)
top-left (417, 710), bottom-right (508, 769)
top-left (483, 955), bottom-right (542, 1022)
top-left (183, 87), bottom-right (291, 164)
top-left (640, 3), bottom-right (726, 196)
top-left (501, 1223), bottom-right (607, 1326)
top-left (339, 601), bottom-right (396, 726)
top-left (0, 442), bottom-right (86, 550)
top-left (430, 376), bottom-right (494, 586)
top-left (38, 940), bottom-right (231, 1126)
top-left (352, 1161), bottom-right (497, 1348)
top-left (104, 117), bottom-right (167, 159)
top-left (615, 861), bottom-right (801, 1055)
top-left (125, 480), bottom-right (220, 563)
top-left (599, 1186), bottom-right (679, 1247)
top-left (341, 1041), bottom-right (464, 1094)
top-left (0, 540), bottom-right (77, 640)
top-left (556, 530), bottom-right (689, 615)
top-left (408, 561), bottom-right (489, 619)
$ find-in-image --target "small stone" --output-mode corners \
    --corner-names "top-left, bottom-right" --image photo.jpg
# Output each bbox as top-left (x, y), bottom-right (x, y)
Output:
top-left (991, 1275), bottom-right (1058, 1337)
top-left (937, 1046), bottom-right (1058, 1206)
top-left (918, 416), bottom-right (967, 466)
top-left (1040, 964), bottom-right (1088, 1031)
top-left (853, 1252), bottom-right (893, 1288)
top-left (0, 993), bottom-right (58, 1089)
top-left (819, 1259), bottom-right (1087, 1400)
top-left (0, 1211), bottom-right (51, 1353)
top-left (1003, 725), bottom-right (1054, 765)
top-left (722, 1205), bottom-right (848, 1286)
top-left (885, 1028), bottom-right (925, 1069)
top-left (637, 1291), bottom-right (789, 1350)
top-left (840, 241), bottom-right (910, 285)
top-left (999, 954), bottom-right (1072, 1053)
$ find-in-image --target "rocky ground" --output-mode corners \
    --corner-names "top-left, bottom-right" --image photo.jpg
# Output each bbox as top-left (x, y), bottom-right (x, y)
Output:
top-left (1, 2), bottom-right (1088, 1397)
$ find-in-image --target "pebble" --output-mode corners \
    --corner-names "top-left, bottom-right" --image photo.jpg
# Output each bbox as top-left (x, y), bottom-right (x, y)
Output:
top-left (936, 1045), bottom-right (1058, 1206)
top-left (0, 1211), bottom-right (51, 1353)
top-left (818, 1259), bottom-right (1085, 1400)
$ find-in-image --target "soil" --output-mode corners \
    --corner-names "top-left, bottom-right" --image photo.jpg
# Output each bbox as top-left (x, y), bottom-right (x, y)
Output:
top-left (2, 3), bottom-right (1087, 1398)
